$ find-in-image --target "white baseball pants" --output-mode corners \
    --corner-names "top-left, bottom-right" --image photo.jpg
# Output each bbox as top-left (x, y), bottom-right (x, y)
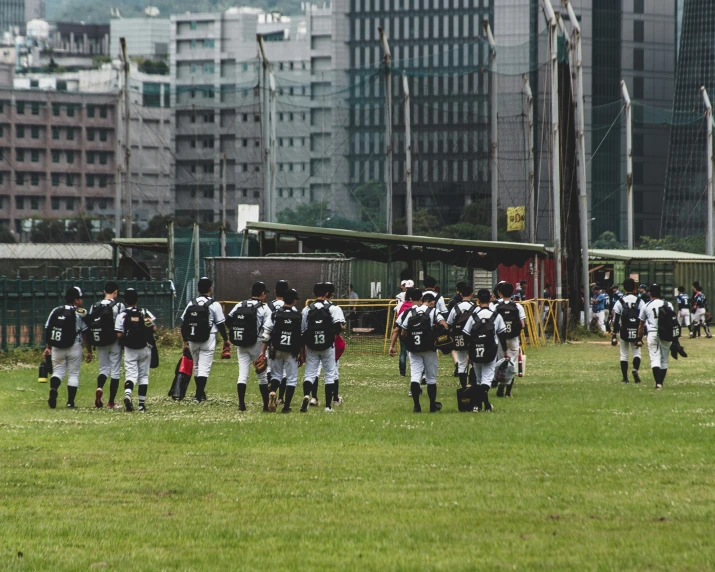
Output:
top-left (97, 341), bottom-right (122, 379)
top-left (189, 334), bottom-right (217, 378)
top-left (51, 343), bottom-right (83, 387)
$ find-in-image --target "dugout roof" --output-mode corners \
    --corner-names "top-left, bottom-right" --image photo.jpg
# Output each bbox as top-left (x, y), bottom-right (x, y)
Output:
top-left (245, 222), bottom-right (546, 269)
top-left (589, 249), bottom-right (715, 262)
top-left (0, 243), bottom-right (113, 260)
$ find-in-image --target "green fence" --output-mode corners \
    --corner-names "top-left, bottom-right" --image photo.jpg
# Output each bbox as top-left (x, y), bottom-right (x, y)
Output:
top-left (0, 277), bottom-right (175, 351)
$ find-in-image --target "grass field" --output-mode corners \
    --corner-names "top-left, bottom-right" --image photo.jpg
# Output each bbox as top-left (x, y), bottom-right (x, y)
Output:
top-left (2, 339), bottom-right (715, 571)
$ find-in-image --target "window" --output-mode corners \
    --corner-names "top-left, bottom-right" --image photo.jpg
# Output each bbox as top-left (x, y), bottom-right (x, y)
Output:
top-left (634, 49), bottom-right (644, 71)
top-left (99, 152), bottom-right (107, 165)
top-left (634, 20), bottom-right (644, 43)
top-left (202, 164), bottom-right (214, 174)
top-left (16, 102), bottom-right (24, 114)
top-left (86, 198), bottom-right (94, 211)
top-left (16, 196), bottom-right (24, 208)
top-left (191, 40), bottom-right (197, 49)
top-left (99, 130), bottom-right (107, 142)
top-left (16, 149), bottom-right (24, 162)
top-left (203, 113), bottom-right (214, 123)
top-left (52, 151), bottom-right (60, 163)
top-left (204, 39), bottom-right (215, 48)
top-left (52, 197), bottom-right (60, 210)
top-left (87, 105), bottom-right (95, 118)
top-left (98, 199), bottom-right (107, 210)
top-left (66, 174), bottom-right (73, 186)
top-left (99, 106), bottom-right (107, 118)
top-left (242, 139), bottom-right (248, 147)
top-left (634, 0), bottom-right (644, 13)
top-left (31, 102), bottom-right (40, 115)
top-left (204, 63), bottom-right (214, 74)
top-left (15, 173), bottom-right (24, 186)
top-left (31, 126), bottom-right (39, 139)
top-left (202, 139), bottom-right (214, 148)
top-left (190, 139), bottom-right (196, 149)
top-left (99, 175), bottom-right (107, 188)
top-left (31, 150), bottom-right (39, 162)
top-left (190, 20), bottom-right (197, 30)
top-left (52, 103), bottom-right (60, 116)
top-left (86, 174), bottom-right (95, 187)
top-left (52, 127), bottom-right (59, 139)
top-left (191, 63), bottom-right (197, 74)
top-left (31, 197), bottom-right (39, 210)
top-left (242, 164), bottom-right (248, 172)
top-left (67, 106), bottom-right (74, 117)
top-left (634, 76), bottom-right (644, 99)
top-left (87, 151), bottom-right (95, 164)
top-left (87, 129), bottom-right (95, 141)
top-left (67, 128), bottom-right (74, 141)
top-left (31, 173), bottom-right (39, 186)
top-left (242, 113), bottom-right (248, 122)
top-left (66, 151), bottom-right (74, 164)
top-left (67, 198), bottom-right (75, 210)
top-left (16, 125), bottom-right (24, 138)
top-left (52, 173), bottom-right (60, 187)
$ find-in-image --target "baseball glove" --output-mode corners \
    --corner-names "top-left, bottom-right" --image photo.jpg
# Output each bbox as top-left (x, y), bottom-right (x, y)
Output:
top-left (254, 354), bottom-right (268, 374)
top-left (221, 340), bottom-right (231, 360)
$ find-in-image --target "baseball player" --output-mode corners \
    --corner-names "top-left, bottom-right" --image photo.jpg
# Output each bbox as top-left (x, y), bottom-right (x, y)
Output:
top-left (637, 284), bottom-right (675, 389)
top-left (462, 288), bottom-right (508, 412)
top-left (611, 278), bottom-right (642, 384)
top-left (493, 282), bottom-right (526, 398)
top-left (227, 282), bottom-right (270, 411)
top-left (115, 288), bottom-right (157, 412)
top-left (260, 288), bottom-right (302, 413)
top-left (446, 282), bottom-right (476, 390)
top-left (389, 289), bottom-right (447, 413)
top-left (43, 287), bottom-right (92, 409)
top-left (299, 282), bottom-right (345, 413)
top-left (395, 279), bottom-right (414, 377)
top-left (676, 286), bottom-right (691, 334)
top-left (690, 282), bottom-right (711, 338)
top-left (590, 285), bottom-right (607, 332)
top-left (180, 277), bottom-right (230, 402)
top-left (267, 280), bottom-right (290, 404)
top-left (85, 281), bottom-right (125, 409)
top-left (423, 276), bottom-right (448, 317)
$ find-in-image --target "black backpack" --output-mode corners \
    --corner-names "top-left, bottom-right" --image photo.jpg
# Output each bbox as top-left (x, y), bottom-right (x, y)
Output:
top-left (87, 301), bottom-right (118, 347)
top-left (496, 301), bottom-right (522, 339)
top-left (657, 303), bottom-right (680, 342)
top-left (403, 307), bottom-right (435, 353)
top-left (122, 307), bottom-right (151, 350)
top-left (271, 308), bottom-right (302, 355)
top-left (228, 301), bottom-right (260, 347)
top-left (619, 299), bottom-right (641, 342)
top-left (451, 303), bottom-right (475, 351)
top-left (468, 311), bottom-right (499, 364)
top-left (181, 298), bottom-right (212, 343)
top-left (47, 306), bottom-right (78, 349)
top-left (304, 302), bottom-right (334, 351)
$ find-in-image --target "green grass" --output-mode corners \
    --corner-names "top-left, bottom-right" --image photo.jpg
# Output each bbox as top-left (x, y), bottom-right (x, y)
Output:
top-left (2, 340), bottom-right (715, 570)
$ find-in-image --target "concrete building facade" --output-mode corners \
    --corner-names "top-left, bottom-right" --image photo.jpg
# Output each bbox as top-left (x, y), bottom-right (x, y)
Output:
top-left (110, 18), bottom-right (170, 60)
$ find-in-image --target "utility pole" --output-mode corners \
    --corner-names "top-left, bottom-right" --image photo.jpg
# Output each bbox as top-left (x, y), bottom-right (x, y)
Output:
top-left (257, 34), bottom-right (271, 222)
top-left (269, 71), bottom-right (277, 223)
top-left (621, 80), bottom-right (634, 250)
top-left (522, 74), bottom-right (538, 300)
top-left (565, 0), bottom-right (591, 325)
top-left (703, 86), bottom-right (714, 256)
top-left (379, 27), bottom-right (393, 234)
top-left (542, 0), bottom-right (562, 301)
top-left (402, 71), bottom-right (413, 236)
top-left (221, 153), bottom-right (227, 257)
top-left (120, 37), bottom-right (131, 239)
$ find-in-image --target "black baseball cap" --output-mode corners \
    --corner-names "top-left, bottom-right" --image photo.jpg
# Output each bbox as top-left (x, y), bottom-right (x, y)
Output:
top-left (283, 288), bottom-right (299, 304)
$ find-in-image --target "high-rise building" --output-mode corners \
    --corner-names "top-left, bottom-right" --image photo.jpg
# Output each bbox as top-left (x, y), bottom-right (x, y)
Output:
top-left (1, 0), bottom-right (24, 34)
top-left (662, 0), bottom-right (715, 238)
top-left (110, 17), bottom-right (170, 60)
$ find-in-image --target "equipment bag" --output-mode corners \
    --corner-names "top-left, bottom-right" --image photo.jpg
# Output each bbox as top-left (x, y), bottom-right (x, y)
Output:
top-left (87, 301), bottom-right (117, 347)
top-left (451, 303), bottom-right (475, 351)
top-left (181, 298), bottom-right (212, 343)
top-left (168, 349), bottom-right (194, 401)
top-left (122, 307), bottom-right (151, 350)
top-left (468, 312), bottom-right (499, 364)
top-left (304, 302), bottom-right (334, 351)
top-left (228, 301), bottom-right (260, 347)
top-left (497, 301), bottom-right (522, 339)
top-left (403, 307), bottom-right (435, 353)
top-left (657, 303), bottom-right (680, 342)
top-left (619, 300), bottom-right (641, 342)
top-left (47, 307), bottom-right (78, 349)
top-left (457, 385), bottom-right (475, 412)
top-left (271, 308), bottom-right (302, 354)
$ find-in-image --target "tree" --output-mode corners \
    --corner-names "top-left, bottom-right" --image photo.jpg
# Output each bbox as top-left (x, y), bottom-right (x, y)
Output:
top-left (638, 234), bottom-right (705, 254)
top-left (138, 59), bottom-right (169, 75)
top-left (277, 202), bottom-right (328, 227)
top-left (393, 209), bottom-right (441, 236)
top-left (592, 231), bottom-right (626, 250)
top-left (0, 228), bottom-right (16, 243)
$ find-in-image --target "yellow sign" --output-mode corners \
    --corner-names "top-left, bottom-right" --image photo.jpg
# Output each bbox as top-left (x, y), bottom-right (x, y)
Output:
top-left (507, 206), bottom-right (526, 232)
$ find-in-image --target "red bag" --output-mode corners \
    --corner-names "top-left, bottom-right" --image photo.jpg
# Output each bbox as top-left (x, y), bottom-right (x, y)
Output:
top-left (179, 348), bottom-right (194, 376)
top-left (335, 334), bottom-right (346, 361)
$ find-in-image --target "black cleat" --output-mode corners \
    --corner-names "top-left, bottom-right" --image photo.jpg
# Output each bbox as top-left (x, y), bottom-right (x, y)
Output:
top-left (138, 404), bottom-right (147, 412)
top-left (238, 403), bottom-right (246, 412)
top-left (632, 369), bottom-right (641, 384)
top-left (66, 402), bottom-right (76, 409)
top-left (299, 396), bottom-right (310, 413)
top-left (413, 403), bottom-right (422, 413)
top-left (429, 402), bottom-right (442, 413)
top-left (48, 388), bottom-right (57, 409)
top-left (621, 379), bottom-right (629, 384)
top-left (496, 384), bottom-right (505, 397)
top-left (484, 403), bottom-right (494, 412)
top-left (124, 397), bottom-right (134, 412)
top-left (280, 407), bottom-right (291, 414)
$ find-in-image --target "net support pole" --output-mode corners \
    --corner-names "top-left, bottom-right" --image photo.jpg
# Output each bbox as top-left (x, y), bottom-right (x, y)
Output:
top-left (484, 19), bottom-right (498, 287)
top-left (621, 80), bottom-right (634, 250)
top-left (402, 71), bottom-right (413, 236)
top-left (565, 0), bottom-right (591, 325)
top-left (703, 86), bottom-right (714, 256)
top-left (120, 38), bottom-right (132, 242)
top-left (379, 27), bottom-right (393, 234)
top-left (269, 72), bottom-right (277, 223)
top-left (258, 34), bottom-right (271, 222)
top-left (167, 221), bottom-right (175, 285)
top-left (523, 75), bottom-right (535, 244)
top-left (221, 153), bottom-right (227, 257)
top-left (543, 0), bottom-right (562, 303)
top-left (192, 223), bottom-right (200, 288)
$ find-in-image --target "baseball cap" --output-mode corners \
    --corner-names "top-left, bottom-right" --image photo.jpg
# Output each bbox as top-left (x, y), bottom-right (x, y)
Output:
top-left (422, 291), bottom-right (436, 301)
top-left (65, 286), bottom-right (83, 301)
top-left (639, 283), bottom-right (647, 289)
top-left (404, 279), bottom-right (415, 288)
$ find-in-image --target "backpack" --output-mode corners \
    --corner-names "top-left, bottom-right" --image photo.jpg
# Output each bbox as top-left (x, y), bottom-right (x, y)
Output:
top-left (122, 307), bottom-right (151, 350)
top-left (619, 299), bottom-right (641, 342)
top-left (468, 311), bottom-right (499, 364)
top-left (271, 308), bottom-right (302, 355)
top-left (304, 302), bottom-right (334, 351)
top-left (451, 303), bottom-right (475, 351)
top-left (403, 307), bottom-right (435, 353)
top-left (47, 306), bottom-right (78, 349)
top-left (181, 298), bottom-right (212, 343)
top-left (656, 303), bottom-right (680, 342)
top-left (227, 301), bottom-right (260, 347)
top-left (87, 301), bottom-right (118, 347)
top-left (496, 301), bottom-right (522, 339)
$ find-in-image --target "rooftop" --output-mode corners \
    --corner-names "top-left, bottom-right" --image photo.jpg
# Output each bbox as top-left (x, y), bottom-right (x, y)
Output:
top-left (589, 249), bottom-right (715, 262)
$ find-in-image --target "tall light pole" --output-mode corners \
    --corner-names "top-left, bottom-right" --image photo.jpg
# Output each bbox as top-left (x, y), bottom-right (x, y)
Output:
top-left (402, 71), bottom-right (413, 236)
top-left (621, 80), bottom-right (634, 250)
top-left (703, 86), bottom-right (714, 256)
top-left (379, 27), bottom-right (393, 234)
top-left (120, 37), bottom-right (131, 239)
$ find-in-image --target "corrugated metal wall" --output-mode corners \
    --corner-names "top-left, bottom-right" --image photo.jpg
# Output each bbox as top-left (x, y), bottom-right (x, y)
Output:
top-left (675, 262), bottom-right (715, 302)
